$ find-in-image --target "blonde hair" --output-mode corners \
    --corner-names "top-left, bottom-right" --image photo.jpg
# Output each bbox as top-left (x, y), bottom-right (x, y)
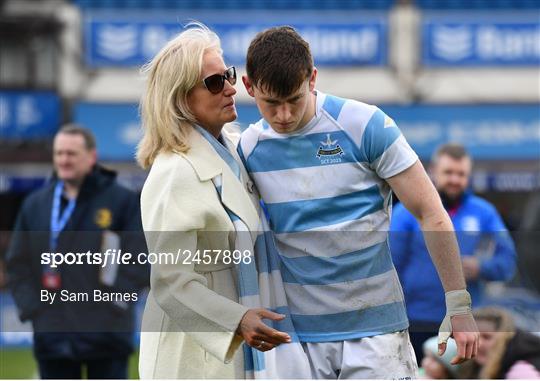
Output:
top-left (136, 22), bottom-right (222, 168)
top-left (459, 307), bottom-right (516, 379)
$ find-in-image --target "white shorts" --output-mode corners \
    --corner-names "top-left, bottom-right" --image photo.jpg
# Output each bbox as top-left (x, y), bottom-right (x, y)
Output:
top-left (301, 330), bottom-right (419, 379)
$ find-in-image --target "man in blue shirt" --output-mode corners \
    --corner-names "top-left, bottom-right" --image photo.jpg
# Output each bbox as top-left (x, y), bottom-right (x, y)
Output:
top-left (390, 143), bottom-right (516, 365)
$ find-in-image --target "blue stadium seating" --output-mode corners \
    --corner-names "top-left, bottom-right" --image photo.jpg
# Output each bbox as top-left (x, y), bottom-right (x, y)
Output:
top-left (72, 0), bottom-right (540, 10)
top-left (72, 0), bottom-right (397, 10)
top-left (416, 0), bottom-right (540, 9)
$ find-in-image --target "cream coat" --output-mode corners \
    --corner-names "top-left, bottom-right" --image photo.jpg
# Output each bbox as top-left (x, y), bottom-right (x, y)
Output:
top-left (138, 127), bottom-right (260, 379)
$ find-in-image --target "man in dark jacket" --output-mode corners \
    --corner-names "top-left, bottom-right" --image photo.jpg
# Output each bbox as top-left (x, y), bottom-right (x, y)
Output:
top-left (6, 124), bottom-right (149, 379)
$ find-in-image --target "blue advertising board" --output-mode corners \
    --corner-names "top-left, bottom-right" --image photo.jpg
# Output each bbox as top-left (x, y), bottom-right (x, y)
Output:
top-left (84, 12), bottom-right (387, 67)
top-left (74, 103), bottom-right (141, 161)
top-left (422, 13), bottom-right (540, 66)
top-left (74, 102), bottom-right (539, 162)
top-left (73, 102), bottom-right (263, 161)
top-left (0, 175), bottom-right (47, 194)
top-left (383, 104), bottom-right (540, 160)
top-left (0, 91), bottom-right (61, 139)
top-left (1, 102), bottom-right (538, 194)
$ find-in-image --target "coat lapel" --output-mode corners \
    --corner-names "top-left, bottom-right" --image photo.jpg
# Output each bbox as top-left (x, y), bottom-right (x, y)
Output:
top-left (178, 128), bottom-right (260, 235)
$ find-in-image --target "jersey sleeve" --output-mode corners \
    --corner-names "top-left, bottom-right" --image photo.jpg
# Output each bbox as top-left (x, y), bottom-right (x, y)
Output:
top-left (361, 108), bottom-right (418, 179)
top-left (238, 122), bottom-right (263, 174)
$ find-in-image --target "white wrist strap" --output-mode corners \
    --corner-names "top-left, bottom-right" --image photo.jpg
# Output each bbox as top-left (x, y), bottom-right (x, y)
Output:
top-left (438, 289), bottom-right (472, 345)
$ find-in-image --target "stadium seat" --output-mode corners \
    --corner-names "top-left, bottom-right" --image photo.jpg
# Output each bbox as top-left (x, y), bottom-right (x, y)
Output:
top-left (415, 0), bottom-right (540, 8)
top-left (71, 0), bottom-right (402, 9)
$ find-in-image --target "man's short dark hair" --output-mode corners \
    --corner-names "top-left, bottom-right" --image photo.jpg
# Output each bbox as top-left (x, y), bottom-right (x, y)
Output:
top-left (246, 26), bottom-right (313, 98)
top-left (56, 124), bottom-right (96, 150)
top-left (433, 143), bottom-right (470, 162)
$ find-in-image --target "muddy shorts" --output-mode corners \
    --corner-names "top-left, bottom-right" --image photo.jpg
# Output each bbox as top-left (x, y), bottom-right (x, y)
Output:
top-left (301, 329), bottom-right (419, 379)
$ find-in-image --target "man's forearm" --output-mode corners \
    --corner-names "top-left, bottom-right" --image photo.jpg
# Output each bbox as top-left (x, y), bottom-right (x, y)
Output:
top-left (419, 210), bottom-right (467, 292)
top-left (385, 161), bottom-right (467, 292)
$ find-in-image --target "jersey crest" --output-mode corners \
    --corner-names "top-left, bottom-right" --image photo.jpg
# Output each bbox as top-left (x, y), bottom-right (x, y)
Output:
top-left (316, 134), bottom-right (345, 164)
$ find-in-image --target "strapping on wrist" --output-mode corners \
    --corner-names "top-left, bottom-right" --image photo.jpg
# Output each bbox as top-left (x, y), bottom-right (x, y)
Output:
top-left (445, 289), bottom-right (472, 316)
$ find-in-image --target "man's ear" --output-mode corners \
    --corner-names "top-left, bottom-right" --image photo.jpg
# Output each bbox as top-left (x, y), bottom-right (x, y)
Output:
top-left (90, 149), bottom-right (97, 166)
top-left (242, 75), bottom-right (255, 97)
top-left (309, 67), bottom-right (318, 92)
top-left (427, 163), bottom-right (436, 179)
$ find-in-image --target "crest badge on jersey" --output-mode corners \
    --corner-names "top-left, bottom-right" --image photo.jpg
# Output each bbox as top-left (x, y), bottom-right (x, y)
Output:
top-left (95, 208), bottom-right (112, 229)
top-left (316, 134), bottom-right (345, 165)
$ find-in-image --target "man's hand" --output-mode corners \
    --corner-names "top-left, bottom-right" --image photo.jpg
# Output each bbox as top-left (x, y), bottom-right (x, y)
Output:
top-left (438, 290), bottom-right (479, 365)
top-left (236, 308), bottom-right (291, 352)
top-left (439, 314), bottom-right (479, 364)
top-left (461, 257), bottom-right (480, 281)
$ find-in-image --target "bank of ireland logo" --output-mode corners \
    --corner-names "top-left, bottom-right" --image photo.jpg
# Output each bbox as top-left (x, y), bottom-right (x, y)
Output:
top-left (96, 24), bottom-right (137, 61)
top-left (316, 134), bottom-right (345, 165)
top-left (432, 25), bottom-right (473, 62)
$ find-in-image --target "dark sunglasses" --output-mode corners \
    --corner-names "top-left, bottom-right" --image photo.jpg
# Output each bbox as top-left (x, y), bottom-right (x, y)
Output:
top-left (203, 66), bottom-right (236, 94)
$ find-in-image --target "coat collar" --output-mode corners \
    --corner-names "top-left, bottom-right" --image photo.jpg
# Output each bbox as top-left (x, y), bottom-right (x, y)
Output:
top-left (175, 127), bottom-right (260, 234)
top-left (175, 128), bottom-right (222, 181)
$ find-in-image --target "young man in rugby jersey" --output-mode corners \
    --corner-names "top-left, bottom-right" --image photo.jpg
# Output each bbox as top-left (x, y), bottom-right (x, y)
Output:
top-left (237, 26), bottom-right (479, 379)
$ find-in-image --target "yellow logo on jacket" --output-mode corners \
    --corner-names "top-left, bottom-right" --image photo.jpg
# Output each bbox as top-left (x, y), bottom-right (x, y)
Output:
top-left (95, 208), bottom-right (112, 229)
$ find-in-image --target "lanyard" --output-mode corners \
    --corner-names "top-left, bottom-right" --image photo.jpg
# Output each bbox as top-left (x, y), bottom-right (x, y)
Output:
top-left (50, 181), bottom-right (76, 251)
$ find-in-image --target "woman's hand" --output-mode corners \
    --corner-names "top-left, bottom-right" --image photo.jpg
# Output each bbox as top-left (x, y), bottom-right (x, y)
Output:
top-left (236, 308), bottom-right (292, 352)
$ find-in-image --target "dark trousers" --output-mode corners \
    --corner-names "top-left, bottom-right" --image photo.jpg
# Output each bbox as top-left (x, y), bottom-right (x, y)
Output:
top-left (37, 357), bottom-right (128, 379)
top-left (409, 321), bottom-right (440, 366)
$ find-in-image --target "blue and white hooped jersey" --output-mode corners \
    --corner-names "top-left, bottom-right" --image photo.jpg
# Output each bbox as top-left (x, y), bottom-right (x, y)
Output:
top-left (238, 91), bottom-right (418, 342)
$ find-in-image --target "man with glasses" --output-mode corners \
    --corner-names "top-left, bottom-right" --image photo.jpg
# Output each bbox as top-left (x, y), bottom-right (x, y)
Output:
top-left (237, 26), bottom-right (479, 379)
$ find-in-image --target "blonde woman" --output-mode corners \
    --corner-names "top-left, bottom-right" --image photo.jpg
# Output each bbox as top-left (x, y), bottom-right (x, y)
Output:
top-left (136, 24), bottom-right (290, 379)
top-left (459, 308), bottom-right (540, 379)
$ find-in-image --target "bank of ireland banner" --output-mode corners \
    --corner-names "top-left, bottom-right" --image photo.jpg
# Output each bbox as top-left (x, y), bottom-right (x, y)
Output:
top-left (72, 102), bottom-right (539, 162)
top-left (0, 91), bottom-right (60, 139)
top-left (422, 13), bottom-right (540, 66)
top-left (84, 12), bottom-right (387, 67)
top-left (383, 104), bottom-right (540, 160)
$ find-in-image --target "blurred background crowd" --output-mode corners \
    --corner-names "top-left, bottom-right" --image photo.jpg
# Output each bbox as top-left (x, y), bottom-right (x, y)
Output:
top-left (0, 0), bottom-right (539, 379)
